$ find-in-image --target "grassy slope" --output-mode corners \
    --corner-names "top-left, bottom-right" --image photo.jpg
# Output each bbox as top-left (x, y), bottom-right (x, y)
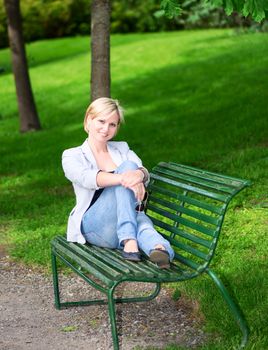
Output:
top-left (0, 29), bottom-right (267, 349)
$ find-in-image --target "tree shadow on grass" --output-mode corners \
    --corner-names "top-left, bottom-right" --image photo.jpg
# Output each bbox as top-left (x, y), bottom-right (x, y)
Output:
top-left (112, 46), bottom-right (267, 165)
top-left (1, 36), bottom-right (267, 176)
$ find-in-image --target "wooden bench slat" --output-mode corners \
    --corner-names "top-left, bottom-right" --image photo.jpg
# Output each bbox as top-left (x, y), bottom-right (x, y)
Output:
top-left (153, 165), bottom-right (236, 194)
top-left (96, 248), bottom-right (185, 280)
top-left (98, 247), bottom-right (158, 278)
top-left (149, 194), bottom-right (220, 226)
top-left (57, 237), bottom-right (123, 278)
top-left (150, 173), bottom-right (230, 202)
top-left (167, 162), bottom-right (250, 189)
top-left (54, 237), bottom-right (180, 281)
top-left (174, 252), bottom-right (200, 270)
top-left (147, 204), bottom-right (216, 237)
top-left (56, 238), bottom-right (167, 282)
top-left (148, 183), bottom-right (224, 215)
top-left (92, 247), bottom-right (185, 281)
top-left (149, 217), bottom-right (213, 249)
top-left (78, 244), bottom-right (132, 274)
top-left (94, 247), bottom-right (156, 278)
top-left (138, 258), bottom-right (177, 277)
top-left (52, 240), bottom-right (115, 287)
top-left (156, 230), bottom-right (210, 263)
top-left (171, 240), bottom-right (209, 261)
top-left (57, 239), bottom-right (123, 280)
top-left (64, 242), bottom-right (124, 278)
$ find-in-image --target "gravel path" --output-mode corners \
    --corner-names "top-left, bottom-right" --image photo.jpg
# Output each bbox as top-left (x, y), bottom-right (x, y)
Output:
top-left (0, 252), bottom-right (206, 350)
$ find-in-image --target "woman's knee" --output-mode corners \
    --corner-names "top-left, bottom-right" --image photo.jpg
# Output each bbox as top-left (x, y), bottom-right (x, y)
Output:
top-left (116, 160), bottom-right (139, 173)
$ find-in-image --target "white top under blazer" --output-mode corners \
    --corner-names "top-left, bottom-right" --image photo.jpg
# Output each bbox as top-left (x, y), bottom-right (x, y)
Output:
top-left (62, 139), bottom-right (148, 244)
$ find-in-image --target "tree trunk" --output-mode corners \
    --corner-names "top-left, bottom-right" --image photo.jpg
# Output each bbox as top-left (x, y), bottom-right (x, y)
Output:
top-left (90, 0), bottom-right (111, 101)
top-left (4, 0), bottom-right (41, 132)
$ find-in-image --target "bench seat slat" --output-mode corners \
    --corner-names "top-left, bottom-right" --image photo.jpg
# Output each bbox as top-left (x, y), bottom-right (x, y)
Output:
top-left (52, 241), bottom-right (115, 287)
top-left (139, 258), bottom-right (181, 277)
top-left (92, 246), bottom-right (155, 278)
top-left (91, 245), bottom-right (138, 271)
top-left (57, 238), bottom-right (124, 277)
top-left (153, 166), bottom-right (235, 194)
top-left (98, 247), bottom-right (176, 279)
top-left (147, 204), bottom-right (216, 237)
top-left (56, 240), bottom-right (120, 279)
top-left (53, 237), bottom-right (187, 282)
top-left (148, 183), bottom-right (224, 215)
top-left (75, 244), bottom-right (131, 274)
top-left (73, 244), bottom-right (131, 275)
top-left (55, 238), bottom-right (169, 281)
top-left (149, 194), bottom-right (220, 226)
top-left (87, 245), bottom-right (171, 279)
top-left (150, 173), bottom-right (230, 202)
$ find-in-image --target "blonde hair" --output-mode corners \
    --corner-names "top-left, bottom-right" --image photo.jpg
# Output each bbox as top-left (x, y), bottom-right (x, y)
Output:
top-left (84, 97), bottom-right (124, 133)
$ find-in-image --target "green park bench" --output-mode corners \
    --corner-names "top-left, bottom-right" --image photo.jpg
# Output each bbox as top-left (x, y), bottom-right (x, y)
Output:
top-left (51, 162), bottom-right (250, 349)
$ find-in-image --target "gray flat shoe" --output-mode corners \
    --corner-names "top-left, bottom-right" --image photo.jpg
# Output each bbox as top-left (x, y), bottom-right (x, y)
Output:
top-left (149, 249), bottom-right (170, 269)
top-left (122, 251), bottom-right (141, 262)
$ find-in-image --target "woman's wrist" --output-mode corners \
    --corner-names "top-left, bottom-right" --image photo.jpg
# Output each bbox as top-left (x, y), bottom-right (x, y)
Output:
top-left (138, 167), bottom-right (148, 183)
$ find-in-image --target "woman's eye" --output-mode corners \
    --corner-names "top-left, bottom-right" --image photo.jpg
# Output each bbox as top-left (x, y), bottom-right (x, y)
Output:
top-left (98, 119), bottom-right (105, 124)
top-left (111, 123), bottom-right (117, 128)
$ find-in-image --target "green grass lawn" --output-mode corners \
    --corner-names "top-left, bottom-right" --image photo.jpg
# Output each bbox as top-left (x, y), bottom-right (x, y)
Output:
top-left (0, 29), bottom-right (267, 350)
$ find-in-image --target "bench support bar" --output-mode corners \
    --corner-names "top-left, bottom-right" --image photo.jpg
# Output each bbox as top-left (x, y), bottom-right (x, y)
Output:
top-left (55, 283), bottom-right (161, 308)
top-left (206, 268), bottom-right (249, 349)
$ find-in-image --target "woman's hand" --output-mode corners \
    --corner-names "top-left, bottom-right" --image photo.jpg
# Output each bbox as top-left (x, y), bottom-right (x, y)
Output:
top-left (120, 169), bottom-right (144, 188)
top-left (129, 183), bottom-right (145, 202)
top-left (120, 169), bottom-right (146, 201)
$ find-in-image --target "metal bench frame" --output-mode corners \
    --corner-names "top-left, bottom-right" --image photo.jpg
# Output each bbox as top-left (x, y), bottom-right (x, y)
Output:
top-left (51, 162), bottom-right (250, 349)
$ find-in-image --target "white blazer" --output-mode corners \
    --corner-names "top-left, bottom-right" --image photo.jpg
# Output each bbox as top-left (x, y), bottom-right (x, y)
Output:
top-left (62, 139), bottom-right (146, 244)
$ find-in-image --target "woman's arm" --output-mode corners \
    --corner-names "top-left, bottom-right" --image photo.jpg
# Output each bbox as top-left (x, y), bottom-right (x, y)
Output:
top-left (96, 171), bottom-right (122, 188)
top-left (62, 143), bottom-right (149, 193)
top-left (96, 170), bottom-right (144, 188)
top-left (62, 149), bottom-right (101, 189)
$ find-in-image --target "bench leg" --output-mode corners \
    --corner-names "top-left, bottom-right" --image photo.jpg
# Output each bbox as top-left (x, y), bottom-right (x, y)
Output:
top-left (206, 268), bottom-right (249, 349)
top-left (108, 288), bottom-right (120, 350)
top-left (106, 282), bottom-right (161, 350)
top-left (51, 250), bottom-right (61, 309)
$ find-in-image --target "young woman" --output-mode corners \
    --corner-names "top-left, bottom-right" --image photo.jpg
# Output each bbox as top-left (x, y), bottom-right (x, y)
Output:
top-left (62, 97), bottom-right (174, 268)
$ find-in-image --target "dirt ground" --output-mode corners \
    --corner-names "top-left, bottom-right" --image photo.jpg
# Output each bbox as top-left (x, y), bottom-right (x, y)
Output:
top-left (0, 248), bottom-right (206, 350)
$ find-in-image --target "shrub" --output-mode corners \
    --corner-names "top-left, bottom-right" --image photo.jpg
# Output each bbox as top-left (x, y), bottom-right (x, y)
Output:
top-left (0, 0), bottom-right (265, 49)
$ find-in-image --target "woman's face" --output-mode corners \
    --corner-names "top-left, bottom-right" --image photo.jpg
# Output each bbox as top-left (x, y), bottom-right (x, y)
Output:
top-left (87, 110), bottom-right (119, 143)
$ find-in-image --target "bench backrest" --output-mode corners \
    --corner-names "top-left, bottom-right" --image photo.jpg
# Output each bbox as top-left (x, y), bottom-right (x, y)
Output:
top-left (146, 162), bottom-right (250, 277)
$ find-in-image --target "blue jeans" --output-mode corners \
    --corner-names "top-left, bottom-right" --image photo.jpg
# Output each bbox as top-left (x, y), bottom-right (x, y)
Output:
top-left (81, 160), bottom-right (174, 260)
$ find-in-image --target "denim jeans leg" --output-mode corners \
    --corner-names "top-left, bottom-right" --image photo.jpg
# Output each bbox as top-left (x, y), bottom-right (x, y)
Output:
top-left (81, 160), bottom-right (140, 248)
top-left (81, 187), bottom-right (119, 248)
top-left (136, 212), bottom-right (175, 261)
top-left (114, 160), bottom-right (140, 246)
